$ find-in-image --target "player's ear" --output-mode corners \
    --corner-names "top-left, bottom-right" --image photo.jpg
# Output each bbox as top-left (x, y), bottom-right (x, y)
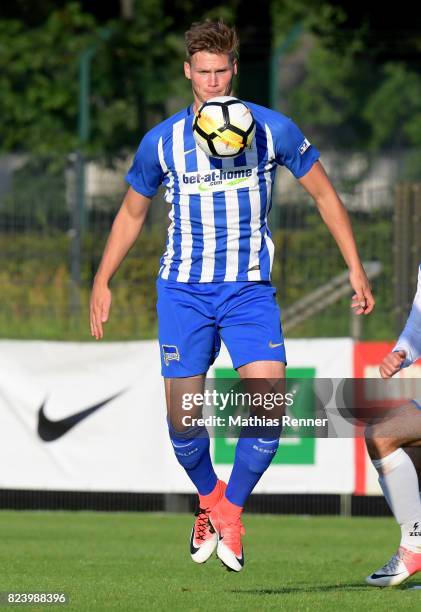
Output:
top-left (232, 59), bottom-right (238, 76)
top-left (184, 61), bottom-right (192, 80)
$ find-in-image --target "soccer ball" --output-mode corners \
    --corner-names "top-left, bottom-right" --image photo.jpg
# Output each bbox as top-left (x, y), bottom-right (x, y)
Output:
top-left (193, 96), bottom-right (256, 158)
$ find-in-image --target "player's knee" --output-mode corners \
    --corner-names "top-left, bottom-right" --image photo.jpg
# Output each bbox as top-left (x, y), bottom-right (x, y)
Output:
top-left (239, 437), bottom-right (280, 474)
top-left (365, 426), bottom-right (399, 460)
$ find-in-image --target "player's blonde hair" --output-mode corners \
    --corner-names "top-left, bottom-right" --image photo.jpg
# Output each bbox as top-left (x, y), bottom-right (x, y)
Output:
top-left (184, 20), bottom-right (239, 64)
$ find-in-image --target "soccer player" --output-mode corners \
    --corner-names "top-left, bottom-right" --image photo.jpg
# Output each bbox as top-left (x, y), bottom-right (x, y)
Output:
top-left (90, 20), bottom-right (374, 572)
top-left (365, 263), bottom-right (421, 586)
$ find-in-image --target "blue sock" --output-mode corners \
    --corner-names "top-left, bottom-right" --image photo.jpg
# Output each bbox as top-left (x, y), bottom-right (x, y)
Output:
top-left (226, 436), bottom-right (280, 506)
top-left (168, 422), bottom-right (217, 495)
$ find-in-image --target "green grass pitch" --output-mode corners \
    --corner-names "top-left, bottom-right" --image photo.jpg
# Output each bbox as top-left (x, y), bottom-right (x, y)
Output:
top-left (0, 512), bottom-right (420, 611)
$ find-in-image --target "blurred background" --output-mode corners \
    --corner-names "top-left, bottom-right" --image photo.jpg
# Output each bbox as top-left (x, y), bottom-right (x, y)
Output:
top-left (1, 0), bottom-right (421, 341)
top-left (1, 1), bottom-right (421, 516)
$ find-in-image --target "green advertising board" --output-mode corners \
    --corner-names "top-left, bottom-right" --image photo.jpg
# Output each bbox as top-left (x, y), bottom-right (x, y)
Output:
top-left (213, 367), bottom-right (316, 465)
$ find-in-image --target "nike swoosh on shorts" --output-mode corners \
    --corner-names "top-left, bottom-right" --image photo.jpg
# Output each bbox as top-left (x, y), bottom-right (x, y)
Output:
top-left (268, 341), bottom-right (284, 348)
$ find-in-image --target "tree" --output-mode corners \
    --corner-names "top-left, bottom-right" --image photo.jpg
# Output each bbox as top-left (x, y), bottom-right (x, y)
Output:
top-left (270, 0), bottom-right (421, 152)
top-left (0, 2), bottom-right (187, 154)
top-left (0, 1), bottom-right (245, 155)
top-left (364, 63), bottom-right (421, 150)
top-left (0, 5), bottom-right (95, 153)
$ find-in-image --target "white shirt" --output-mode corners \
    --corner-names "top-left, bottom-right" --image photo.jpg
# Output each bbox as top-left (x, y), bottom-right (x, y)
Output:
top-left (394, 264), bottom-right (421, 367)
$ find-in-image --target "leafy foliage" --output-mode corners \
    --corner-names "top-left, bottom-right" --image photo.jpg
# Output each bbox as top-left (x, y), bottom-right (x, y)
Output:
top-left (0, 5), bottom-right (97, 153)
top-left (271, 0), bottom-right (421, 152)
top-left (1, 1), bottom-right (421, 154)
top-left (364, 63), bottom-right (421, 150)
top-left (0, 204), bottom-right (394, 340)
top-left (0, 2), bottom-right (188, 154)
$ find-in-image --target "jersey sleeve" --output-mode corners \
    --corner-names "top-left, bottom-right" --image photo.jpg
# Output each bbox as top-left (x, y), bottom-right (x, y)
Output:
top-left (125, 129), bottom-right (164, 198)
top-left (273, 117), bottom-right (320, 179)
top-left (393, 264), bottom-right (421, 367)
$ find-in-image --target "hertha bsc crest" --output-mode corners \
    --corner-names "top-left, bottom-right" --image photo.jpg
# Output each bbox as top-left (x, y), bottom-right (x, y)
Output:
top-left (162, 344), bottom-right (180, 366)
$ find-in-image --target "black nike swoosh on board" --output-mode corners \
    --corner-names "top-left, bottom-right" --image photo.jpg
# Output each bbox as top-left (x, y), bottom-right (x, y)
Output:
top-left (37, 391), bottom-right (124, 442)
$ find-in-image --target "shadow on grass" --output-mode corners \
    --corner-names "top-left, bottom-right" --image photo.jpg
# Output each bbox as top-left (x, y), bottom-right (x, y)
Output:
top-left (228, 582), bottom-right (420, 595)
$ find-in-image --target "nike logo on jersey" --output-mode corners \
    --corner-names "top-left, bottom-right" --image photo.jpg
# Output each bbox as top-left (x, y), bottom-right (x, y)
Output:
top-left (37, 391), bottom-right (124, 442)
top-left (184, 147), bottom-right (197, 156)
top-left (269, 341), bottom-right (284, 348)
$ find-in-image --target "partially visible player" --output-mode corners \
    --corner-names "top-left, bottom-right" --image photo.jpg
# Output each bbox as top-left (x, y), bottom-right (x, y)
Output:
top-left (365, 263), bottom-right (421, 586)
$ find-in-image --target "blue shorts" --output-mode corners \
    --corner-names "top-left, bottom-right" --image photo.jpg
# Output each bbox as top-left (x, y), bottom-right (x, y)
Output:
top-left (156, 279), bottom-right (286, 377)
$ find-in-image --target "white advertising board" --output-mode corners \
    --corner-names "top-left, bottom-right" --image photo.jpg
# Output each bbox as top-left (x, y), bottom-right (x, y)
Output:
top-left (0, 338), bottom-right (354, 494)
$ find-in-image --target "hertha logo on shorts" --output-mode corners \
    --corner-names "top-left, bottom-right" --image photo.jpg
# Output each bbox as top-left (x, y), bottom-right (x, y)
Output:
top-left (162, 344), bottom-right (180, 366)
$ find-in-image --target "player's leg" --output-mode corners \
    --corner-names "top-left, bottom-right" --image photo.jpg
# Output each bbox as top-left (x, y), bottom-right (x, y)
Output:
top-left (224, 361), bottom-right (285, 511)
top-left (365, 402), bottom-right (421, 586)
top-left (222, 282), bottom-right (286, 511)
top-left (404, 446), bottom-right (421, 488)
top-left (165, 375), bottom-right (219, 495)
top-left (165, 375), bottom-right (226, 563)
top-left (157, 279), bottom-right (226, 563)
top-left (208, 281), bottom-right (286, 571)
top-left (209, 362), bottom-right (285, 571)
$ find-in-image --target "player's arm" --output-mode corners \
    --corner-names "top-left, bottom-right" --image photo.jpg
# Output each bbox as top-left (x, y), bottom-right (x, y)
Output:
top-left (380, 266), bottom-right (421, 378)
top-left (298, 160), bottom-right (375, 315)
top-left (90, 188), bottom-right (152, 340)
top-left (378, 350), bottom-right (407, 379)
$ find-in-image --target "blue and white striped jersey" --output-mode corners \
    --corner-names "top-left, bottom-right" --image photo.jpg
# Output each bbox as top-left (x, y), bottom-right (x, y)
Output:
top-left (126, 101), bottom-right (320, 283)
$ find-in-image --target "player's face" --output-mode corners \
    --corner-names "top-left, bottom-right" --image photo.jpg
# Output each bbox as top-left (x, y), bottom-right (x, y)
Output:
top-left (184, 52), bottom-right (237, 111)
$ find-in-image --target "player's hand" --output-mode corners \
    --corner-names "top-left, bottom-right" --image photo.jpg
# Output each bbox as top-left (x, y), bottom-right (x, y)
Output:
top-left (379, 350), bottom-right (406, 379)
top-left (90, 280), bottom-right (112, 340)
top-left (350, 268), bottom-right (375, 315)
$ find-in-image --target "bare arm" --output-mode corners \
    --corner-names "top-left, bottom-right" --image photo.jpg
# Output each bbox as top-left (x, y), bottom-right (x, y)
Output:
top-left (299, 161), bottom-right (375, 315)
top-left (90, 187), bottom-right (152, 339)
top-left (380, 266), bottom-right (421, 377)
top-left (379, 350), bottom-right (407, 379)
